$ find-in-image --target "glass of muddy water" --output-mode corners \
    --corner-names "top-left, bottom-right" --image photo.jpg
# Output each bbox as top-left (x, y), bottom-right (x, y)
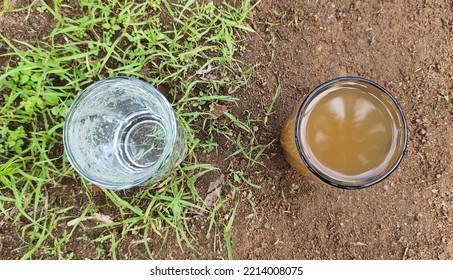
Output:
top-left (280, 77), bottom-right (407, 189)
top-left (63, 77), bottom-right (186, 190)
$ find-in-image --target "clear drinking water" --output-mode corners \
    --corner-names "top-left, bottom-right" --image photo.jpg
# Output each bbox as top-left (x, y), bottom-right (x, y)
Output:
top-left (63, 77), bottom-right (186, 190)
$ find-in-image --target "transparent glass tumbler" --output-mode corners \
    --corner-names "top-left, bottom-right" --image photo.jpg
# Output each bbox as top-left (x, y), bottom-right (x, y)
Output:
top-left (63, 77), bottom-right (186, 190)
top-left (280, 77), bottom-right (407, 189)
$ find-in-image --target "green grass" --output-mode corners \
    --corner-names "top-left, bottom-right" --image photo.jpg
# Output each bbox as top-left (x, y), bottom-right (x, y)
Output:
top-left (1, 1), bottom-right (9, 16)
top-left (0, 0), bottom-right (265, 259)
top-left (264, 73), bottom-right (281, 125)
top-left (438, 91), bottom-right (450, 102)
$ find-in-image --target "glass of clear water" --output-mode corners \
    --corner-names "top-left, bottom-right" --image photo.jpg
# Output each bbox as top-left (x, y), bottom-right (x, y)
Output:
top-left (63, 77), bottom-right (186, 190)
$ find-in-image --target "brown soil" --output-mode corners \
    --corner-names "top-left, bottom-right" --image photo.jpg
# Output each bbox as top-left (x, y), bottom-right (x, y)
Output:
top-left (1, 0), bottom-right (453, 260)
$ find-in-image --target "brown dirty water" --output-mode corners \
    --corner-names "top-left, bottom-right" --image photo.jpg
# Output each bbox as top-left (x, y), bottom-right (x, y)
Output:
top-left (281, 78), bottom-right (406, 188)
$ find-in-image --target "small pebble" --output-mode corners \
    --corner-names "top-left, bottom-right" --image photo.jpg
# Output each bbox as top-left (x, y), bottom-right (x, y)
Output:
top-left (383, 184), bottom-right (390, 191)
top-left (436, 174), bottom-right (441, 178)
top-left (431, 189), bottom-right (438, 194)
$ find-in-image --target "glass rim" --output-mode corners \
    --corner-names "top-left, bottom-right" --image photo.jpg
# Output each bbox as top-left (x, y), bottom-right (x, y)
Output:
top-left (63, 76), bottom-right (178, 190)
top-left (294, 76), bottom-right (408, 190)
